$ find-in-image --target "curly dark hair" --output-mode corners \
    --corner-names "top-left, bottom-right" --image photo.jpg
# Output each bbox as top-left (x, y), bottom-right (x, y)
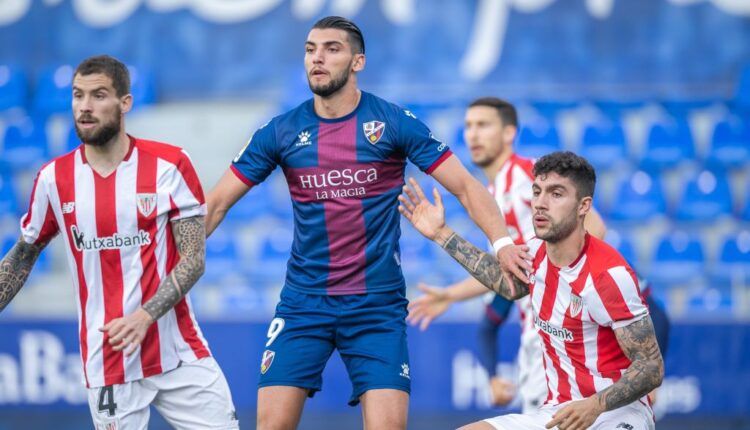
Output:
top-left (532, 151), bottom-right (596, 199)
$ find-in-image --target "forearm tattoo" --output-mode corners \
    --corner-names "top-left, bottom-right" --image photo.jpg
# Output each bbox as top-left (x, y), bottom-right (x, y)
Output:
top-left (596, 316), bottom-right (664, 411)
top-left (0, 238), bottom-right (47, 312)
top-left (143, 216), bottom-right (206, 321)
top-left (441, 233), bottom-right (528, 300)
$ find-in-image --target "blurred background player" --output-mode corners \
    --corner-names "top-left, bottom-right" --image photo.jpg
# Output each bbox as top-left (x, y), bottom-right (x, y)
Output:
top-left (0, 56), bottom-right (238, 429)
top-left (399, 151), bottom-right (664, 430)
top-left (408, 97), bottom-right (607, 412)
top-left (204, 17), bottom-right (530, 430)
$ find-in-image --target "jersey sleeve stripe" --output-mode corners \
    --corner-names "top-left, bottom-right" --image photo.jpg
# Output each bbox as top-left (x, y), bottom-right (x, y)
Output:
top-left (230, 164), bottom-right (256, 188)
top-left (425, 149), bottom-right (453, 174)
top-left (594, 269), bottom-right (637, 323)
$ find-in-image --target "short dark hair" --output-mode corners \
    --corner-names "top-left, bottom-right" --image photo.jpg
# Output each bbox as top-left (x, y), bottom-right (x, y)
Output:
top-left (312, 16), bottom-right (365, 54)
top-left (469, 97), bottom-right (518, 128)
top-left (74, 55), bottom-right (130, 97)
top-left (533, 151), bottom-right (596, 199)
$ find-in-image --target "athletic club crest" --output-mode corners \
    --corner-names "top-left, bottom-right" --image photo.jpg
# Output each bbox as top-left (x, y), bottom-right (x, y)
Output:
top-left (260, 350), bottom-right (275, 374)
top-left (136, 193), bottom-right (156, 217)
top-left (363, 121), bottom-right (385, 144)
top-left (569, 293), bottom-right (583, 317)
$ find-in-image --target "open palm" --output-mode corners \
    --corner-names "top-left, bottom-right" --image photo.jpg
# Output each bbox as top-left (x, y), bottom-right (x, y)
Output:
top-left (398, 178), bottom-right (446, 241)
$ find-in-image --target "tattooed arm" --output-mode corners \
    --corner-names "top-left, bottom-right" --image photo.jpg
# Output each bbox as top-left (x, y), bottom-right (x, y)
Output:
top-left (545, 316), bottom-right (663, 430)
top-left (0, 238), bottom-right (49, 312)
top-left (397, 178), bottom-right (528, 301)
top-left (433, 227), bottom-right (528, 301)
top-left (142, 215), bottom-right (206, 320)
top-left (102, 216), bottom-right (206, 355)
top-left (596, 316), bottom-right (664, 410)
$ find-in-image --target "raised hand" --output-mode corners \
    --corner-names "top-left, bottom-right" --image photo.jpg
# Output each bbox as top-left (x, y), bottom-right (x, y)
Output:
top-left (398, 178), bottom-right (446, 241)
top-left (407, 283), bottom-right (453, 331)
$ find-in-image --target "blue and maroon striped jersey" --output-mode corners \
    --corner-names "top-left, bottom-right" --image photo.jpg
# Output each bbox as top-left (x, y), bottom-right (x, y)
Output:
top-left (231, 91), bottom-right (451, 295)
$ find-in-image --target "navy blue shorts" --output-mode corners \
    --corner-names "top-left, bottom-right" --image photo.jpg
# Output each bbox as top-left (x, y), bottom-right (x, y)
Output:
top-left (257, 287), bottom-right (410, 406)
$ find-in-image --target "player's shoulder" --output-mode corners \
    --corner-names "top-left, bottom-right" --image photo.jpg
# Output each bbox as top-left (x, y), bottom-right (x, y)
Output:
top-left (585, 236), bottom-right (635, 283)
top-left (364, 91), bottom-right (420, 123)
top-left (36, 147), bottom-right (77, 180)
top-left (510, 154), bottom-right (536, 178)
top-left (134, 137), bottom-right (187, 161)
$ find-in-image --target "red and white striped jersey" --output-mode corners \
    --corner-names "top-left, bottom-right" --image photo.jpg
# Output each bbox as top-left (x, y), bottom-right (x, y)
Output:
top-left (488, 154), bottom-right (536, 245)
top-left (526, 234), bottom-right (649, 406)
top-left (20, 136), bottom-right (211, 388)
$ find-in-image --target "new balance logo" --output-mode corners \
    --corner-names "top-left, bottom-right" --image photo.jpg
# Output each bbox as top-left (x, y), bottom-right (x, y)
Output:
top-left (62, 202), bottom-right (75, 214)
top-left (70, 225), bottom-right (151, 251)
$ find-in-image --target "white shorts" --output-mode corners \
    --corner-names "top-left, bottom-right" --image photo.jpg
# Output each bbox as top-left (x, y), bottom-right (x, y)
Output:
top-left (484, 399), bottom-right (654, 430)
top-left (87, 357), bottom-right (239, 430)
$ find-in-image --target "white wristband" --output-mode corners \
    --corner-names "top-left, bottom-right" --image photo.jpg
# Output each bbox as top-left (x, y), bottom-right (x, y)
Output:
top-left (492, 236), bottom-right (514, 254)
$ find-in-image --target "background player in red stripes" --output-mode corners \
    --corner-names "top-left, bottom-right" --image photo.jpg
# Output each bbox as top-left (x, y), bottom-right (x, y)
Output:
top-left (0, 55), bottom-right (238, 429)
top-left (399, 151), bottom-right (663, 430)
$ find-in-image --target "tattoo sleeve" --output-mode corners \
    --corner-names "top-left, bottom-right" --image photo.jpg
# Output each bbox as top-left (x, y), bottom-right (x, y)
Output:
top-left (596, 316), bottom-right (664, 411)
top-left (438, 231), bottom-right (528, 301)
top-left (0, 238), bottom-right (48, 312)
top-left (142, 216), bottom-right (206, 321)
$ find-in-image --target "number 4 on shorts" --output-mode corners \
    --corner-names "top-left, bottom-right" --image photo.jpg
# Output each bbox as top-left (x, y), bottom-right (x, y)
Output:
top-left (98, 385), bottom-right (117, 417)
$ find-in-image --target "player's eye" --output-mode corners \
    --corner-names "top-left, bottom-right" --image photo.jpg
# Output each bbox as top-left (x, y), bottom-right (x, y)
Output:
top-left (553, 192), bottom-right (562, 198)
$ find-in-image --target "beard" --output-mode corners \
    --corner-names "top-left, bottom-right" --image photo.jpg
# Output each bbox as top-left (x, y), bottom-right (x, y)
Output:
top-left (308, 67), bottom-right (351, 98)
top-left (75, 108), bottom-right (121, 147)
top-left (534, 211), bottom-right (579, 244)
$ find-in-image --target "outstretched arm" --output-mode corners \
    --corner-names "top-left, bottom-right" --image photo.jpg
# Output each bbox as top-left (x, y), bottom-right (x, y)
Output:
top-left (102, 216), bottom-right (206, 354)
top-left (0, 238), bottom-right (49, 312)
top-left (398, 178), bottom-right (528, 301)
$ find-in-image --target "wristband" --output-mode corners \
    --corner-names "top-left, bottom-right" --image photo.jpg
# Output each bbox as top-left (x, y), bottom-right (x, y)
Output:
top-left (492, 236), bottom-right (514, 254)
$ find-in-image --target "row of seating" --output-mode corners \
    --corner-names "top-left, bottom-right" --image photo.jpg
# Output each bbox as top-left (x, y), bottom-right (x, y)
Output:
top-left (0, 64), bottom-right (156, 115)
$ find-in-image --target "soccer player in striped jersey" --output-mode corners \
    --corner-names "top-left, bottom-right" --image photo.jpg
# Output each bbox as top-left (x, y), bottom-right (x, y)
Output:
top-left (0, 55), bottom-right (238, 429)
top-left (399, 151), bottom-right (663, 430)
top-left (408, 98), bottom-right (607, 413)
top-left (205, 16), bottom-right (530, 430)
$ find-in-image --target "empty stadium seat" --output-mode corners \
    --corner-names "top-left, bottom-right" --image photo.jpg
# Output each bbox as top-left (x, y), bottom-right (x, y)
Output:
top-left (251, 227), bottom-right (293, 280)
top-left (640, 119), bottom-right (695, 171)
top-left (706, 119), bottom-right (750, 169)
top-left (516, 124), bottom-right (562, 159)
top-left (733, 64), bottom-right (750, 112)
top-left (686, 287), bottom-right (733, 314)
top-left (530, 101), bottom-right (578, 119)
top-left (604, 229), bottom-right (637, 267)
top-left (0, 64), bottom-right (28, 111)
top-left (33, 65), bottom-right (74, 115)
top-left (710, 232), bottom-right (750, 286)
top-left (127, 65), bottom-right (157, 107)
top-left (204, 227), bottom-right (240, 282)
top-left (1, 115), bottom-right (49, 171)
top-left (0, 172), bottom-right (18, 215)
top-left (579, 122), bottom-right (628, 170)
top-left (674, 169), bottom-right (733, 222)
top-left (607, 170), bottom-right (666, 222)
top-left (648, 231), bottom-right (705, 287)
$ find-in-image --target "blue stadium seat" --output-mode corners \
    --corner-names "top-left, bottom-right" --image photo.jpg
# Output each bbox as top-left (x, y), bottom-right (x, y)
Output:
top-left (733, 64), bottom-right (750, 112)
top-left (674, 169), bottom-right (733, 222)
top-left (604, 229), bottom-right (637, 267)
top-left (0, 172), bottom-right (18, 215)
top-left (0, 65), bottom-right (28, 111)
top-left (65, 124), bottom-right (81, 153)
top-left (648, 231), bottom-right (704, 287)
top-left (223, 189), bottom-right (272, 224)
top-left (686, 287), bottom-right (733, 314)
top-left (204, 227), bottom-right (240, 282)
top-left (710, 232), bottom-right (750, 286)
top-left (607, 170), bottom-right (666, 222)
top-left (252, 227), bottom-right (293, 280)
top-left (516, 124), bottom-right (562, 159)
top-left (530, 101), bottom-right (578, 119)
top-left (1, 115), bottom-right (49, 171)
top-left (594, 100), bottom-right (644, 120)
top-left (127, 65), bottom-right (156, 107)
top-left (33, 65), bottom-right (74, 115)
top-left (640, 119), bottom-right (695, 171)
top-left (579, 122), bottom-right (628, 171)
top-left (742, 186), bottom-right (750, 221)
top-left (706, 119), bottom-right (750, 169)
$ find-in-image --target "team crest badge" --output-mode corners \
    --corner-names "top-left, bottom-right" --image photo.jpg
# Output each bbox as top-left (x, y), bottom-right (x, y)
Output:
top-left (569, 294), bottom-right (583, 317)
top-left (136, 193), bottom-right (157, 217)
top-left (260, 350), bottom-right (275, 374)
top-left (363, 121), bottom-right (386, 144)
